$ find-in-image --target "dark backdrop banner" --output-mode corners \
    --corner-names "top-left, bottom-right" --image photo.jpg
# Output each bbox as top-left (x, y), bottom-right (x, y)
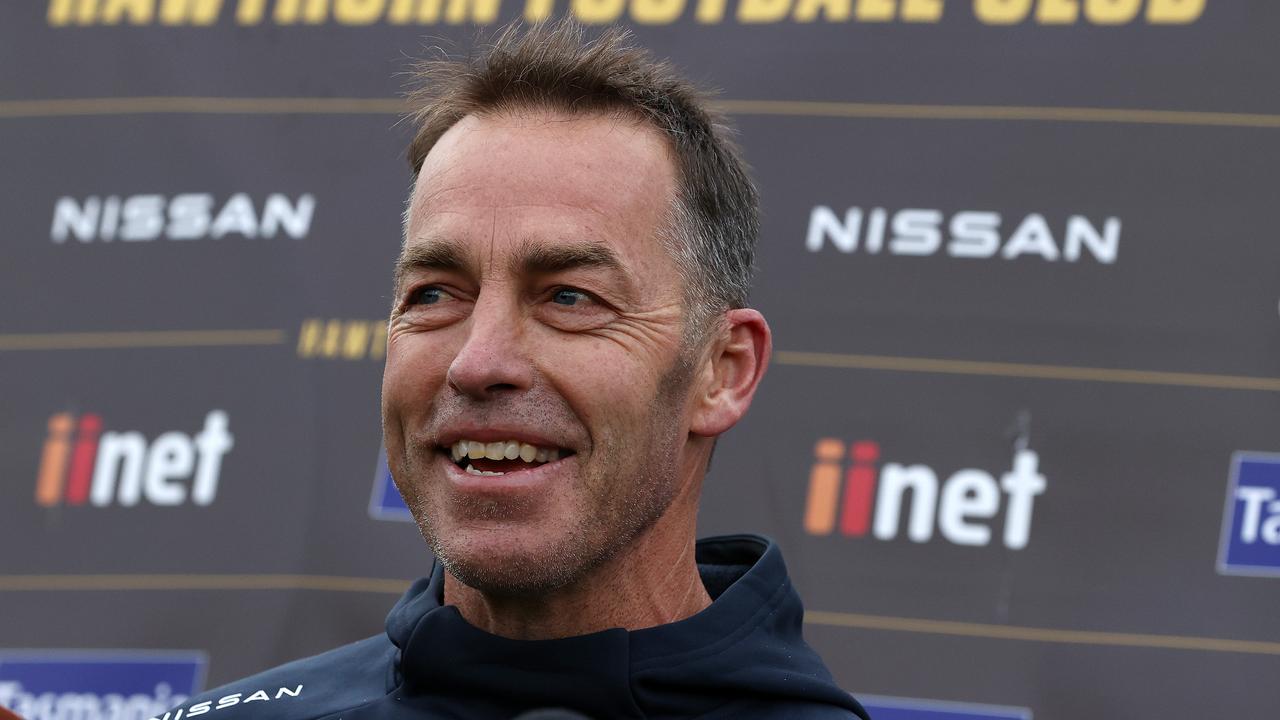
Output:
top-left (3, 1), bottom-right (1278, 718)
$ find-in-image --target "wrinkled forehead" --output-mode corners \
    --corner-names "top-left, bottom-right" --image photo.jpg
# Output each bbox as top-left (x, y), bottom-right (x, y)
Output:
top-left (410, 106), bottom-right (671, 200)
top-left (403, 110), bottom-right (680, 276)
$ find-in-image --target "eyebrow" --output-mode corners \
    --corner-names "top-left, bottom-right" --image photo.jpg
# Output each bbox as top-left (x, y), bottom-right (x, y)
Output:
top-left (394, 239), bottom-right (468, 290)
top-left (514, 240), bottom-right (625, 278)
top-left (514, 240), bottom-right (637, 301)
top-left (395, 237), bottom-right (637, 299)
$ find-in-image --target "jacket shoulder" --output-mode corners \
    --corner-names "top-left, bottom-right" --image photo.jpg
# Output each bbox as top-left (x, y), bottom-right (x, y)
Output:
top-left (155, 634), bottom-right (396, 720)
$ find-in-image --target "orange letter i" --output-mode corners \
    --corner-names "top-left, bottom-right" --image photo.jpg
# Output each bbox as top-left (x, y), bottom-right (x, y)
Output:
top-left (803, 438), bottom-right (845, 535)
top-left (35, 413), bottom-right (74, 506)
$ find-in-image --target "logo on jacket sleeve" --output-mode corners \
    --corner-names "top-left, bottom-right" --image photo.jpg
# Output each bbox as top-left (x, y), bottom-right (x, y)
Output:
top-left (151, 685), bottom-right (303, 719)
top-left (0, 650), bottom-right (204, 720)
top-left (1218, 452), bottom-right (1280, 577)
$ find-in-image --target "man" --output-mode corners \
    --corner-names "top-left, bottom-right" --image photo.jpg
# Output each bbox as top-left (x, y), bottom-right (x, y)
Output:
top-left (164, 21), bottom-right (868, 720)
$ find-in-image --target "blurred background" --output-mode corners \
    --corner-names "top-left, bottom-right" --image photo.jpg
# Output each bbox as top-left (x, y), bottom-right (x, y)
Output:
top-left (2, 1), bottom-right (1278, 718)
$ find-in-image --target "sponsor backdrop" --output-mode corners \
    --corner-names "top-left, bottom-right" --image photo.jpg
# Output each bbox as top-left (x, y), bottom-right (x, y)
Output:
top-left (1, 1), bottom-right (1277, 718)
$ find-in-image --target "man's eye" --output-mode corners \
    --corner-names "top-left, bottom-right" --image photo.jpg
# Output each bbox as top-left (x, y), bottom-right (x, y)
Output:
top-left (551, 289), bottom-right (588, 306)
top-left (412, 286), bottom-right (447, 305)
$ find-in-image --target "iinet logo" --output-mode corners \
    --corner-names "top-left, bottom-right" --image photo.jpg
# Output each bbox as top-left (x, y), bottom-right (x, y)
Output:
top-left (803, 439), bottom-right (1047, 549)
top-left (35, 411), bottom-right (234, 508)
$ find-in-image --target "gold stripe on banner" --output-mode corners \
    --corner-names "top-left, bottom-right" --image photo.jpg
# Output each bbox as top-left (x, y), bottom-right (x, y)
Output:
top-left (714, 100), bottom-right (1280, 129)
top-left (2, 573), bottom-right (1276, 657)
top-left (0, 329), bottom-right (287, 351)
top-left (0, 573), bottom-right (408, 594)
top-left (4, 97), bottom-right (1280, 130)
top-left (803, 610), bottom-right (1280, 657)
top-left (0, 97), bottom-right (403, 118)
top-left (775, 351), bottom-right (1280, 393)
top-left (7, 332), bottom-right (1276, 393)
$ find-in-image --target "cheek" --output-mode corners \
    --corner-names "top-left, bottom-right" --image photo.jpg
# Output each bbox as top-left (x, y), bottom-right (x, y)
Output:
top-left (544, 343), bottom-right (673, 445)
top-left (383, 333), bottom-right (453, 418)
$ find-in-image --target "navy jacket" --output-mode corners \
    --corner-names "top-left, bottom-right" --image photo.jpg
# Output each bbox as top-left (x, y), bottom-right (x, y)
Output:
top-left (162, 535), bottom-right (869, 720)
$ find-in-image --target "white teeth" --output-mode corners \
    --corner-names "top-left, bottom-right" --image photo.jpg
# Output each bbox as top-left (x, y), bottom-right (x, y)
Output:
top-left (449, 438), bottom-right (567, 468)
top-left (465, 464), bottom-right (504, 477)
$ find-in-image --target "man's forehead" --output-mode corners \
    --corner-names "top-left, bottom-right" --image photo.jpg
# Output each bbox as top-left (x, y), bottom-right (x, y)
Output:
top-left (401, 109), bottom-right (680, 284)
top-left (408, 110), bottom-right (675, 222)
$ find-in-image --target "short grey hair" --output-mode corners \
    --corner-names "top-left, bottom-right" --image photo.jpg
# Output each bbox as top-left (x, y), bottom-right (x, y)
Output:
top-left (404, 20), bottom-right (759, 331)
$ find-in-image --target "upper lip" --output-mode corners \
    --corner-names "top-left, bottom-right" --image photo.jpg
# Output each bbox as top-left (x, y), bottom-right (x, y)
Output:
top-left (435, 425), bottom-right (575, 450)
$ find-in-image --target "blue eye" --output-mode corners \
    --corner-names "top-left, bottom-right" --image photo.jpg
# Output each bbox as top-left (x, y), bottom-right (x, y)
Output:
top-left (414, 287), bottom-right (444, 305)
top-left (552, 289), bottom-right (587, 306)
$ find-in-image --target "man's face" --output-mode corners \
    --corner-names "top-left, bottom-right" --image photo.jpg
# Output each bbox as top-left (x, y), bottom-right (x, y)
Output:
top-left (382, 109), bottom-right (699, 594)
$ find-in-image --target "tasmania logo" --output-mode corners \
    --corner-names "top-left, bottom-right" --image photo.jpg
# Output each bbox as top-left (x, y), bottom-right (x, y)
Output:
top-left (1217, 452), bottom-right (1280, 577)
top-left (803, 438), bottom-right (1047, 549)
top-left (369, 445), bottom-right (413, 522)
top-left (35, 411), bottom-right (234, 508)
top-left (0, 649), bottom-right (204, 720)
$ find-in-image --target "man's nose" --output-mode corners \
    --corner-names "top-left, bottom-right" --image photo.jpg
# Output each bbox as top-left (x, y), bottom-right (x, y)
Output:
top-left (446, 294), bottom-right (533, 399)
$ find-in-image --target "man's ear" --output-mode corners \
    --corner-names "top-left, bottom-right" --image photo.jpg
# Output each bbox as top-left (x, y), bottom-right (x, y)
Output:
top-left (689, 308), bottom-right (772, 437)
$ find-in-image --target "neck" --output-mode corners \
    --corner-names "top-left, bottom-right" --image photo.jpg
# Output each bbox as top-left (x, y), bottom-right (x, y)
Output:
top-left (444, 476), bottom-right (711, 640)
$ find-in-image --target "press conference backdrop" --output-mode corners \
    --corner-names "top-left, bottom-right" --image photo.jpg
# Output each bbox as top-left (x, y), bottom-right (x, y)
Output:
top-left (2, 1), bottom-right (1278, 718)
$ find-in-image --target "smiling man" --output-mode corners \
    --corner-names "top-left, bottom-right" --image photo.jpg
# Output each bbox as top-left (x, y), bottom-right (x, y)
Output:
top-left (385, 110), bottom-right (712, 631)
top-left (165, 21), bottom-right (868, 720)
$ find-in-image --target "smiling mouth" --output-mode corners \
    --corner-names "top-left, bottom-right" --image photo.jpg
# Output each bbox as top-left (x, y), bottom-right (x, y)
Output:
top-left (444, 439), bottom-right (575, 477)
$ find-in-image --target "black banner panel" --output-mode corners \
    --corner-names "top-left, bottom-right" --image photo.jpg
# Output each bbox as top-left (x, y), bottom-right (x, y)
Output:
top-left (3, 1), bottom-right (1278, 718)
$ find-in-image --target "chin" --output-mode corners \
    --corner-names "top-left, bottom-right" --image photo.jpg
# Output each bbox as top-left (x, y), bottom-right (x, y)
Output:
top-left (430, 515), bottom-right (624, 594)
top-left (435, 531), bottom-right (601, 596)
